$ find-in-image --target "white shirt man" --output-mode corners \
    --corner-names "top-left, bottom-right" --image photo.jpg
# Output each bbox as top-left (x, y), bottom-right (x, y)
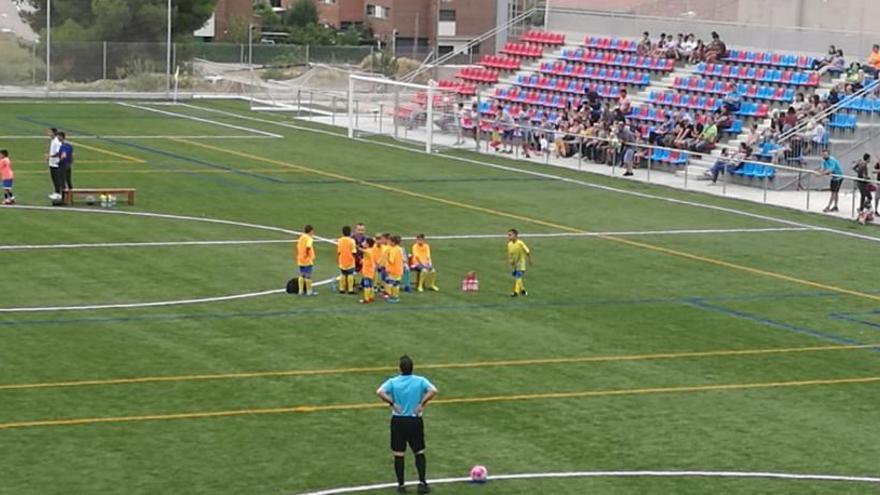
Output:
top-left (47, 128), bottom-right (62, 200)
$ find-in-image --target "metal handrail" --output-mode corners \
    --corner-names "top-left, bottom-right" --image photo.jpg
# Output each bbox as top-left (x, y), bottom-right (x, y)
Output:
top-left (401, 7), bottom-right (541, 82)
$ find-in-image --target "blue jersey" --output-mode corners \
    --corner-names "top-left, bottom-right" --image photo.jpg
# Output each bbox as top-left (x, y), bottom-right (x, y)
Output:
top-left (380, 374), bottom-right (435, 417)
top-left (59, 143), bottom-right (74, 167)
top-left (822, 157), bottom-right (842, 178)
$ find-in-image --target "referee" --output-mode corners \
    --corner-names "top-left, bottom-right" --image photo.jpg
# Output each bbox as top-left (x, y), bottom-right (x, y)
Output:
top-left (376, 355), bottom-right (438, 494)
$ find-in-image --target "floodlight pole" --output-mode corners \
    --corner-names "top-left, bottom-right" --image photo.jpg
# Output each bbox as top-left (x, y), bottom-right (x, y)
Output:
top-left (166, 0), bottom-right (172, 93)
top-left (45, 0), bottom-right (51, 88)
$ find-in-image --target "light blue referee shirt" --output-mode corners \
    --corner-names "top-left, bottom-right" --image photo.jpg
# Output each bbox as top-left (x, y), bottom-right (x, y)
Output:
top-left (380, 374), bottom-right (436, 417)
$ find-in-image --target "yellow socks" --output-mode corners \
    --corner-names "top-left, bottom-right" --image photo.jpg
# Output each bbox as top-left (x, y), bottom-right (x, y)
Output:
top-left (346, 275), bottom-right (355, 293)
top-left (426, 271), bottom-right (438, 290)
top-left (298, 277), bottom-right (305, 294)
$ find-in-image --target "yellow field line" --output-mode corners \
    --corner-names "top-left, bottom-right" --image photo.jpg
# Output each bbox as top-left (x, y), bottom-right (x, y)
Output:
top-left (69, 141), bottom-right (145, 164)
top-left (1, 343), bottom-right (875, 392)
top-left (177, 138), bottom-right (880, 303)
top-left (1, 375), bottom-right (877, 430)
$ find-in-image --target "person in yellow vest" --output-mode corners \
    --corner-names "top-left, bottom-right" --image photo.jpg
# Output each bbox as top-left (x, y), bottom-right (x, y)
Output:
top-left (411, 234), bottom-right (439, 292)
top-left (337, 225), bottom-right (358, 294)
top-left (296, 225), bottom-right (317, 296)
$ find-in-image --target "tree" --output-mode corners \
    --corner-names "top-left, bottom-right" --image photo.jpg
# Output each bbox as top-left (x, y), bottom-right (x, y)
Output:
top-left (254, 3), bottom-right (282, 29)
top-left (284, 0), bottom-right (317, 28)
top-left (19, 0), bottom-right (217, 42)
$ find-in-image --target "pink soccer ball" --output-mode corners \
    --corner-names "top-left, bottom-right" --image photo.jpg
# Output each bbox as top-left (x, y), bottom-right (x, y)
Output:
top-left (469, 465), bottom-right (488, 483)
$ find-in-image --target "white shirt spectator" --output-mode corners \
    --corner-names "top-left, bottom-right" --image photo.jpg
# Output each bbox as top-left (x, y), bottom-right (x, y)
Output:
top-left (48, 137), bottom-right (61, 168)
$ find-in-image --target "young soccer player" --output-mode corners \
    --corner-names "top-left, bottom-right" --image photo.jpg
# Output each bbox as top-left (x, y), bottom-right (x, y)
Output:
top-left (359, 237), bottom-right (377, 304)
top-left (337, 225), bottom-right (358, 294)
top-left (0, 150), bottom-right (14, 205)
top-left (507, 229), bottom-right (531, 297)
top-left (296, 225), bottom-right (317, 296)
top-left (384, 235), bottom-right (404, 304)
top-left (411, 234), bottom-right (438, 292)
top-left (377, 232), bottom-right (392, 295)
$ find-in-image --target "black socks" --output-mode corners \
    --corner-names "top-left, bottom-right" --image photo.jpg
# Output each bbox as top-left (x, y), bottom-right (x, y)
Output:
top-left (415, 453), bottom-right (427, 484)
top-left (394, 456), bottom-right (405, 486)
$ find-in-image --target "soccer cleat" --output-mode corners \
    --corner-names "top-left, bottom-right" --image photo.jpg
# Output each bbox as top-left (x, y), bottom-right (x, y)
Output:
top-left (417, 482), bottom-right (431, 494)
top-left (359, 298), bottom-right (374, 304)
top-left (396, 486), bottom-right (407, 493)
top-left (307, 291), bottom-right (319, 296)
top-left (429, 286), bottom-right (439, 292)
top-left (520, 290), bottom-right (528, 296)
top-left (510, 292), bottom-right (518, 297)
top-left (347, 291), bottom-right (356, 295)
top-left (386, 297), bottom-right (399, 304)
top-left (417, 286), bottom-right (424, 293)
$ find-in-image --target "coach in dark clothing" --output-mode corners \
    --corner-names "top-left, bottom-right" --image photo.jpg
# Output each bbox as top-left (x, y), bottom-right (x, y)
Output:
top-left (58, 132), bottom-right (74, 190)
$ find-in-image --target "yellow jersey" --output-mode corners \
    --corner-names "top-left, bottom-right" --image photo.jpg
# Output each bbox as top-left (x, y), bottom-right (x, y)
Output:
top-left (296, 234), bottom-right (315, 266)
top-left (377, 244), bottom-right (391, 267)
top-left (337, 236), bottom-right (356, 270)
top-left (507, 239), bottom-right (530, 271)
top-left (411, 242), bottom-right (432, 266)
top-left (386, 246), bottom-right (404, 279)
top-left (361, 248), bottom-right (375, 278)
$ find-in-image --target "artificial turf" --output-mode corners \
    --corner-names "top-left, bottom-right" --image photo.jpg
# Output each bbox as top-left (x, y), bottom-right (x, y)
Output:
top-left (0, 100), bottom-right (878, 495)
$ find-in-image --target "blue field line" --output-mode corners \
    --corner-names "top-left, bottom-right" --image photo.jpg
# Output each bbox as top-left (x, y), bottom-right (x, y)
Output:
top-left (15, 116), bottom-right (284, 188)
top-left (687, 299), bottom-right (872, 348)
top-left (829, 310), bottom-right (880, 330)
top-left (0, 290), bottom-right (851, 328)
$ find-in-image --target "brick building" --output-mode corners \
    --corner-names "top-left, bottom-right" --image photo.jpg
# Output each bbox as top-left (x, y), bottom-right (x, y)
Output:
top-left (273, 0), bottom-right (507, 57)
top-left (195, 0), bottom-right (254, 41)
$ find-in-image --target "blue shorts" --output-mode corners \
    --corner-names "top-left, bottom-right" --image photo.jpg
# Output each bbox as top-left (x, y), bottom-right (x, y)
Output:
top-left (361, 277), bottom-right (373, 289)
top-left (512, 270), bottom-right (525, 278)
top-left (377, 267), bottom-right (387, 281)
top-left (340, 267), bottom-right (355, 276)
top-left (413, 263), bottom-right (433, 271)
top-left (299, 265), bottom-right (313, 277)
top-left (1, 179), bottom-right (11, 189)
top-left (502, 130), bottom-right (514, 140)
top-left (386, 278), bottom-right (401, 287)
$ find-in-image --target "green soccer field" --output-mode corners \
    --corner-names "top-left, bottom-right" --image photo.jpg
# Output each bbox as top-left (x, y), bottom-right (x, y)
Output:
top-left (1, 100), bottom-right (879, 495)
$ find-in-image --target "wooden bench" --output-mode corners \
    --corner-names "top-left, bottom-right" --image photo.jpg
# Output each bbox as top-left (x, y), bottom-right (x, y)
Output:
top-left (64, 188), bottom-right (136, 206)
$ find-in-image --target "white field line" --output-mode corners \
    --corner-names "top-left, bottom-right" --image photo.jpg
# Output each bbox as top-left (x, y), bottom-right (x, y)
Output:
top-left (178, 102), bottom-right (880, 245)
top-left (0, 227), bottom-right (811, 252)
top-left (116, 102), bottom-right (283, 138)
top-left (0, 135), bottom-right (275, 140)
top-left (5, 205), bottom-right (337, 245)
top-left (0, 277), bottom-right (335, 313)
top-left (296, 470), bottom-right (880, 495)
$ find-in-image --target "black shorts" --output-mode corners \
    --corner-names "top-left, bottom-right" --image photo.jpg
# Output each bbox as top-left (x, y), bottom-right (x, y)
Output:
top-left (390, 416), bottom-right (425, 453)
top-left (830, 177), bottom-right (843, 193)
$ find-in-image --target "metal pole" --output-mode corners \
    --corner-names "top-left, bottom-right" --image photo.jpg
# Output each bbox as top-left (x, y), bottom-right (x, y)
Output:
top-left (166, 0), bottom-right (172, 92)
top-left (722, 162), bottom-right (728, 196)
top-left (394, 88), bottom-right (400, 139)
top-left (684, 160), bottom-right (688, 189)
top-left (46, 0), bottom-right (51, 88)
top-left (332, 95), bottom-right (337, 126)
top-left (347, 76), bottom-right (355, 138)
top-left (102, 41), bottom-right (107, 80)
top-left (763, 174), bottom-right (768, 203)
top-left (851, 182), bottom-right (857, 216)
top-left (806, 173), bottom-right (811, 211)
top-left (248, 23), bottom-right (253, 67)
top-left (425, 80), bottom-right (434, 154)
top-left (305, 44), bottom-right (310, 65)
top-left (309, 91), bottom-right (314, 121)
top-left (297, 90), bottom-right (302, 118)
top-left (379, 103), bottom-right (383, 133)
top-left (647, 149), bottom-right (652, 182)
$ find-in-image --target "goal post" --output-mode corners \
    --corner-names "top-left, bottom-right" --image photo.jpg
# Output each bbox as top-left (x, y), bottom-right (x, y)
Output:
top-left (348, 74), bottom-right (466, 154)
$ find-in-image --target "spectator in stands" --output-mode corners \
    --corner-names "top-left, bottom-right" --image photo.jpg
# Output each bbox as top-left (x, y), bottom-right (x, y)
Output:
top-left (845, 63), bottom-right (865, 90)
top-left (703, 32), bottom-right (727, 62)
top-left (744, 123), bottom-right (761, 148)
top-left (715, 107), bottom-right (734, 131)
top-left (637, 32), bottom-right (652, 57)
top-left (667, 33), bottom-right (684, 59)
top-left (689, 39), bottom-right (706, 64)
top-left (704, 142), bottom-right (751, 184)
top-left (812, 45), bottom-right (837, 71)
top-left (865, 44), bottom-right (880, 77)
top-left (680, 34), bottom-right (698, 60)
top-left (652, 34), bottom-right (668, 58)
top-left (808, 118), bottom-right (828, 152)
top-left (617, 89), bottom-right (631, 116)
top-left (854, 153), bottom-right (873, 213)
top-left (818, 49), bottom-right (846, 76)
top-left (819, 149), bottom-right (844, 213)
top-left (792, 93), bottom-right (808, 115)
top-left (781, 107), bottom-right (799, 132)
top-left (722, 90), bottom-right (742, 113)
top-left (650, 114), bottom-right (675, 145)
top-left (694, 117), bottom-right (718, 152)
